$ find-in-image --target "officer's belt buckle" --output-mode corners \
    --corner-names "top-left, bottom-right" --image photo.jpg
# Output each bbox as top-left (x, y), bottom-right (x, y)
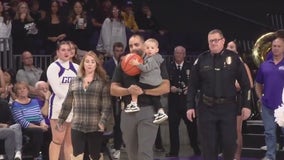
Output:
top-left (202, 95), bottom-right (214, 106)
top-left (202, 95), bottom-right (233, 106)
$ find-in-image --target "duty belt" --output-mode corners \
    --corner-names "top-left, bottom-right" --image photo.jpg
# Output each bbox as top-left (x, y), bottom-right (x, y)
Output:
top-left (202, 95), bottom-right (235, 106)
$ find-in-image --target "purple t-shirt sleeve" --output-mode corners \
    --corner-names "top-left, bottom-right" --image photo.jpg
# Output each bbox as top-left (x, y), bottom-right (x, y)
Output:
top-left (255, 65), bottom-right (264, 84)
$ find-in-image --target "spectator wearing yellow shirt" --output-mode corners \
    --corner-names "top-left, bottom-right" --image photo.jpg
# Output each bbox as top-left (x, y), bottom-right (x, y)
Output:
top-left (121, 1), bottom-right (139, 33)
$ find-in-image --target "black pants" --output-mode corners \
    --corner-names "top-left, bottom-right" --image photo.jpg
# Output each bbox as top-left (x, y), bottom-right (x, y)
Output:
top-left (112, 97), bottom-right (123, 150)
top-left (71, 129), bottom-right (103, 160)
top-left (168, 104), bottom-right (199, 155)
top-left (197, 101), bottom-right (237, 160)
top-left (22, 127), bottom-right (44, 158)
top-left (138, 82), bottom-right (162, 112)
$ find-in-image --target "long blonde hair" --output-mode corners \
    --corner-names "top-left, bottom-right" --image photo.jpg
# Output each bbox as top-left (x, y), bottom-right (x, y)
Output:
top-left (14, 1), bottom-right (34, 22)
top-left (78, 51), bottom-right (109, 82)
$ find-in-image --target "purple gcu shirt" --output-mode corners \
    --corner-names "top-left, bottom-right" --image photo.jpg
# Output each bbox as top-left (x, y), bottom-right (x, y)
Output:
top-left (255, 58), bottom-right (284, 109)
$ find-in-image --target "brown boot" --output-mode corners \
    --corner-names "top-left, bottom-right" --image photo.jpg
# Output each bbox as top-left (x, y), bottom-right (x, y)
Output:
top-left (71, 153), bottom-right (84, 160)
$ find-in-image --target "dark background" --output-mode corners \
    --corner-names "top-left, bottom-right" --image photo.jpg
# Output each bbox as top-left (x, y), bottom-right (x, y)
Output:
top-left (133, 0), bottom-right (284, 52)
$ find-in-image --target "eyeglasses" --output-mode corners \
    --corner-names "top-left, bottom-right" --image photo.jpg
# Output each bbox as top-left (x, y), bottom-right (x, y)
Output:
top-left (209, 38), bottom-right (223, 44)
top-left (23, 56), bottom-right (33, 60)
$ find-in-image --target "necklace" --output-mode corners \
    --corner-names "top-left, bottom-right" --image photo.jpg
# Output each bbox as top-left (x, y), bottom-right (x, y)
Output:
top-left (83, 77), bottom-right (93, 90)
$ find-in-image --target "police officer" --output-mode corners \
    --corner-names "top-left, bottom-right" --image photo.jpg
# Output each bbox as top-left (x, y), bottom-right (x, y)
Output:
top-left (186, 29), bottom-right (251, 160)
top-left (166, 46), bottom-right (200, 157)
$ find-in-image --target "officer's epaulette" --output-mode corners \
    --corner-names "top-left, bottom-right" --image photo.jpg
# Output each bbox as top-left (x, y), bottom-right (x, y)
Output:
top-left (198, 50), bottom-right (210, 57)
top-left (193, 50), bottom-right (209, 65)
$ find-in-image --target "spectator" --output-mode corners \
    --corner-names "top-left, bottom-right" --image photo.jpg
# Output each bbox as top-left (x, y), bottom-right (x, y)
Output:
top-left (29, 0), bottom-right (45, 23)
top-left (226, 40), bottom-right (254, 160)
top-left (0, 100), bottom-right (22, 160)
top-left (0, 68), bottom-right (17, 103)
top-left (68, 41), bottom-right (80, 64)
top-left (255, 37), bottom-right (284, 160)
top-left (135, 3), bottom-right (163, 35)
top-left (89, 0), bottom-right (112, 50)
top-left (0, 0), bottom-right (12, 53)
top-left (16, 51), bottom-right (43, 97)
top-left (135, 3), bottom-right (169, 53)
top-left (103, 42), bottom-right (124, 159)
top-left (11, 1), bottom-right (40, 55)
top-left (166, 46), bottom-right (200, 157)
top-left (7, 0), bottom-right (19, 19)
top-left (96, 5), bottom-right (127, 57)
top-left (11, 81), bottom-right (48, 159)
top-left (67, 0), bottom-right (91, 51)
top-left (43, 0), bottom-right (67, 55)
top-left (0, 129), bottom-right (16, 160)
top-left (121, 1), bottom-right (139, 33)
top-left (0, 68), bottom-right (5, 97)
top-left (34, 80), bottom-right (52, 160)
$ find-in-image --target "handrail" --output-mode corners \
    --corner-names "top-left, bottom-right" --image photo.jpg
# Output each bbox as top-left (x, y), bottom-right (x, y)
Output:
top-left (0, 37), bottom-right (13, 69)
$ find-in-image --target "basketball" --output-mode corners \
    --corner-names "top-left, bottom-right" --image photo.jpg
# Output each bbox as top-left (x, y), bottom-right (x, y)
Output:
top-left (121, 53), bottom-right (143, 76)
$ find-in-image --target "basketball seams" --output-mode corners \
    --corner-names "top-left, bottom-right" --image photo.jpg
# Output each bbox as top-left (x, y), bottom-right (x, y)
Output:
top-left (121, 53), bottom-right (143, 76)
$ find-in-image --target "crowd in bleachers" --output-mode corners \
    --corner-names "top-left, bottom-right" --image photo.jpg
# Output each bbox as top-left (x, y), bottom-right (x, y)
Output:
top-left (0, 0), bottom-right (205, 160)
top-left (0, 0), bottom-right (170, 56)
top-left (0, 1), bottom-right (174, 159)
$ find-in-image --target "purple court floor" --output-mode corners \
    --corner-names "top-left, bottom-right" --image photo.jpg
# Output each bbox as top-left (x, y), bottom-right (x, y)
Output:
top-left (154, 155), bottom-right (260, 160)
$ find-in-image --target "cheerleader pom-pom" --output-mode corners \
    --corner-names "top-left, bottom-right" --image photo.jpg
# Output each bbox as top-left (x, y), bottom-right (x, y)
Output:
top-left (274, 103), bottom-right (284, 127)
top-left (275, 118), bottom-right (284, 127)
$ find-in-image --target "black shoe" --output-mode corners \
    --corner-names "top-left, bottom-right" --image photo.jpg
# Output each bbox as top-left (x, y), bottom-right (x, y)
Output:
top-left (193, 149), bottom-right (201, 156)
top-left (165, 153), bottom-right (178, 157)
top-left (193, 148), bottom-right (201, 155)
top-left (154, 147), bottom-right (165, 152)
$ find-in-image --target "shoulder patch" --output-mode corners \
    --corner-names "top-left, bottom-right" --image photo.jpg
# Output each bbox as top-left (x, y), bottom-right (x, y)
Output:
top-left (239, 56), bottom-right (244, 63)
top-left (193, 58), bottom-right (199, 65)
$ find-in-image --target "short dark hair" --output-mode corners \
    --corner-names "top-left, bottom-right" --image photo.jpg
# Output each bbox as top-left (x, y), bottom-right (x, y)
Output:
top-left (113, 42), bottom-right (124, 51)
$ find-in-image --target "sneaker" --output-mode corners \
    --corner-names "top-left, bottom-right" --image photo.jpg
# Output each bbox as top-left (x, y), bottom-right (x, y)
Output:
top-left (260, 144), bottom-right (280, 150)
top-left (100, 153), bottom-right (104, 160)
top-left (112, 150), bottom-right (120, 159)
top-left (153, 112), bottom-right (168, 124)
top-left (154, 147), bottom-right (165, 152)
top-left (125, 102), bottom-right (140, 113)
top-left (260, 145), bottom-right (267, 150)
top-left (14, 151), bottom-right (22, 160)
top-left (0, 155), bottom-right (4, 160)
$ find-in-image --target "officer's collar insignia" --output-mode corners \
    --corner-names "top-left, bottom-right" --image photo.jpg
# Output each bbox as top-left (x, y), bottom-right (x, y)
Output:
top-left (226, 56), bottom-right (232, 65)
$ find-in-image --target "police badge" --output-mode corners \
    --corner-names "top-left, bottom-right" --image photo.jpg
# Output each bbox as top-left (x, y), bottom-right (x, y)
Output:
top-left (225, 56), bottom-right (232, 65)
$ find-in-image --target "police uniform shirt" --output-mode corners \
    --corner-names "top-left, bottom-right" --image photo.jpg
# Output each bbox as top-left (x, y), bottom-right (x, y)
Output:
top-left (169, 61), bottom-right (190, 92)
top-left (187, 49), bottom-right (251, 109)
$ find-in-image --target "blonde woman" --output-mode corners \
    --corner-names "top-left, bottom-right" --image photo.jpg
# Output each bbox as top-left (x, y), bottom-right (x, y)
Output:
top-left (11, 1), bottom-right (39, 55)
top-left (57, 51), bottom-right (112, 160)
